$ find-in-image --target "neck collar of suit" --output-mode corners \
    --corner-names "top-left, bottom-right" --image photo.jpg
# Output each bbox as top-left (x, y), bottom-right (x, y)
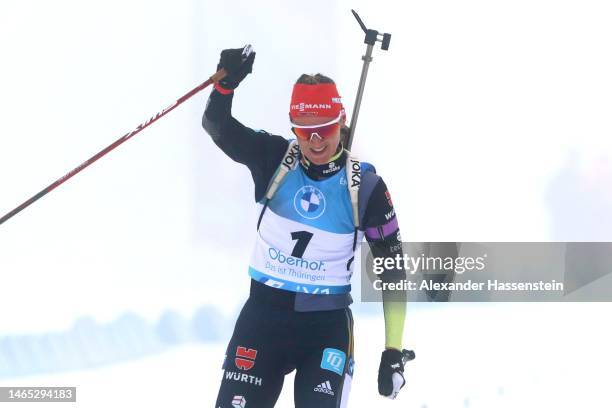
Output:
top-left (299, 144), bottom-right (346, 180)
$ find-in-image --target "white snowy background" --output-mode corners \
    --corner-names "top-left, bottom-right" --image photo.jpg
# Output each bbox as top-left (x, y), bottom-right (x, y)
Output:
top-left (1, 0), bottom-right (611, 407)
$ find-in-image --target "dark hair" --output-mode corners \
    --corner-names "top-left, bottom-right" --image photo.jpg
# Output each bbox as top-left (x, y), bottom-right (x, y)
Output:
top-left (295, 73), bottom-right (336, 85)
top-left (340, 125), bottom-right (351, 146)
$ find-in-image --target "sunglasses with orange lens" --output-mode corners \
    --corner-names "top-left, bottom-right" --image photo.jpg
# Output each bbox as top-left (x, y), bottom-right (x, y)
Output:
top-left (291, 122), bottom-right (341, 141)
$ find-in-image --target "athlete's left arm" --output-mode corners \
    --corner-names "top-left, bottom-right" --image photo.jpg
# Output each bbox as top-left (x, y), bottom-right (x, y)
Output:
top-left (362, 178), bottom-right (406, 351)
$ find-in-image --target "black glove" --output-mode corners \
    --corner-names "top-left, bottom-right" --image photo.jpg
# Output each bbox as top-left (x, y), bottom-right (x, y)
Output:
top-left (378, 348), bottom-right (415, 399)
top-left (216, 45), bottom-right (256, 90)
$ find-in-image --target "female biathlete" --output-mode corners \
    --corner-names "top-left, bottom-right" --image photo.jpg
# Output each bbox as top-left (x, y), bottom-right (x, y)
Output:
top-left (203, 47), bottom-right (412, 408)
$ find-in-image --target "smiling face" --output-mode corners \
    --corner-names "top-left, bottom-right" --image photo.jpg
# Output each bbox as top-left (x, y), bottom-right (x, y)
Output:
top-left (292, 115), bottom-right (345, 165)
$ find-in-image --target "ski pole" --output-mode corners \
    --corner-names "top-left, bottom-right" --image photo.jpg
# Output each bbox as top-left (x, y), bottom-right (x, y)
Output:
top-left (0, 45), bottom-right (253, 226)
top-left (402, 349), bottom-right (416, 364)
top-left (346, 10), bottom-right (392, 150)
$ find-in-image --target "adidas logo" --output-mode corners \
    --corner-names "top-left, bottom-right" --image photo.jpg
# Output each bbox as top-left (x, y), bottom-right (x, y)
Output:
top-left (314, 380), bottom-right (335, 396)
top-left (390, 363), bottom-right (401, 369)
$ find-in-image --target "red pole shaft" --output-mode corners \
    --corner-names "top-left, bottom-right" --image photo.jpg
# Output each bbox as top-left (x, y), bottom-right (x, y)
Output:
top-left (0, 70), bottom-right (225, 226)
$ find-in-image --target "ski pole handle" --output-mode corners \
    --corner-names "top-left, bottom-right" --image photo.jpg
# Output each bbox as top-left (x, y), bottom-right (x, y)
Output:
top-left (210, 68), bottom-right (227, 83)
top-left (402, 349), bottom-right (416, 364)
top-left (212, 44), bottom-right (253, 83)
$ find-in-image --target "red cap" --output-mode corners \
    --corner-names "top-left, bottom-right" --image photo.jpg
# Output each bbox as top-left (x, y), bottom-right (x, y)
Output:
top-left (289, 83), bottom-right (344, 122)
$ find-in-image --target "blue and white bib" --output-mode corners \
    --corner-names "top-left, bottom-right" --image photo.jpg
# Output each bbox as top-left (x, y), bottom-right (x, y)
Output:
top-left (249, 161), bottom-right (364, 295)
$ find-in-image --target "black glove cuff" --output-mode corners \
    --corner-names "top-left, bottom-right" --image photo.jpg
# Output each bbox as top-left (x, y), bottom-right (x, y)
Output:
top-left (381, 349), bottom-right (405, 372)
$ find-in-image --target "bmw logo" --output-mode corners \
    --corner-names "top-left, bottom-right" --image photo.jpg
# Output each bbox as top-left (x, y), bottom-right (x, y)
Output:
top-left (293, 186), bottom-right (326, 219)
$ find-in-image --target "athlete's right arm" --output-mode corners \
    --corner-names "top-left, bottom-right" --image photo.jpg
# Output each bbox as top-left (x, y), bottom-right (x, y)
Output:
top-left (202, 90), bottom-right (288, 201)
top-left (202, 47), bottom-right (289, 201)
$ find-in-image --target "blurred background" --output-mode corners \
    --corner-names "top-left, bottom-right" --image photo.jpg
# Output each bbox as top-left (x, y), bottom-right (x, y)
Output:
top-left (1, 0), bottom-right (611, 406)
